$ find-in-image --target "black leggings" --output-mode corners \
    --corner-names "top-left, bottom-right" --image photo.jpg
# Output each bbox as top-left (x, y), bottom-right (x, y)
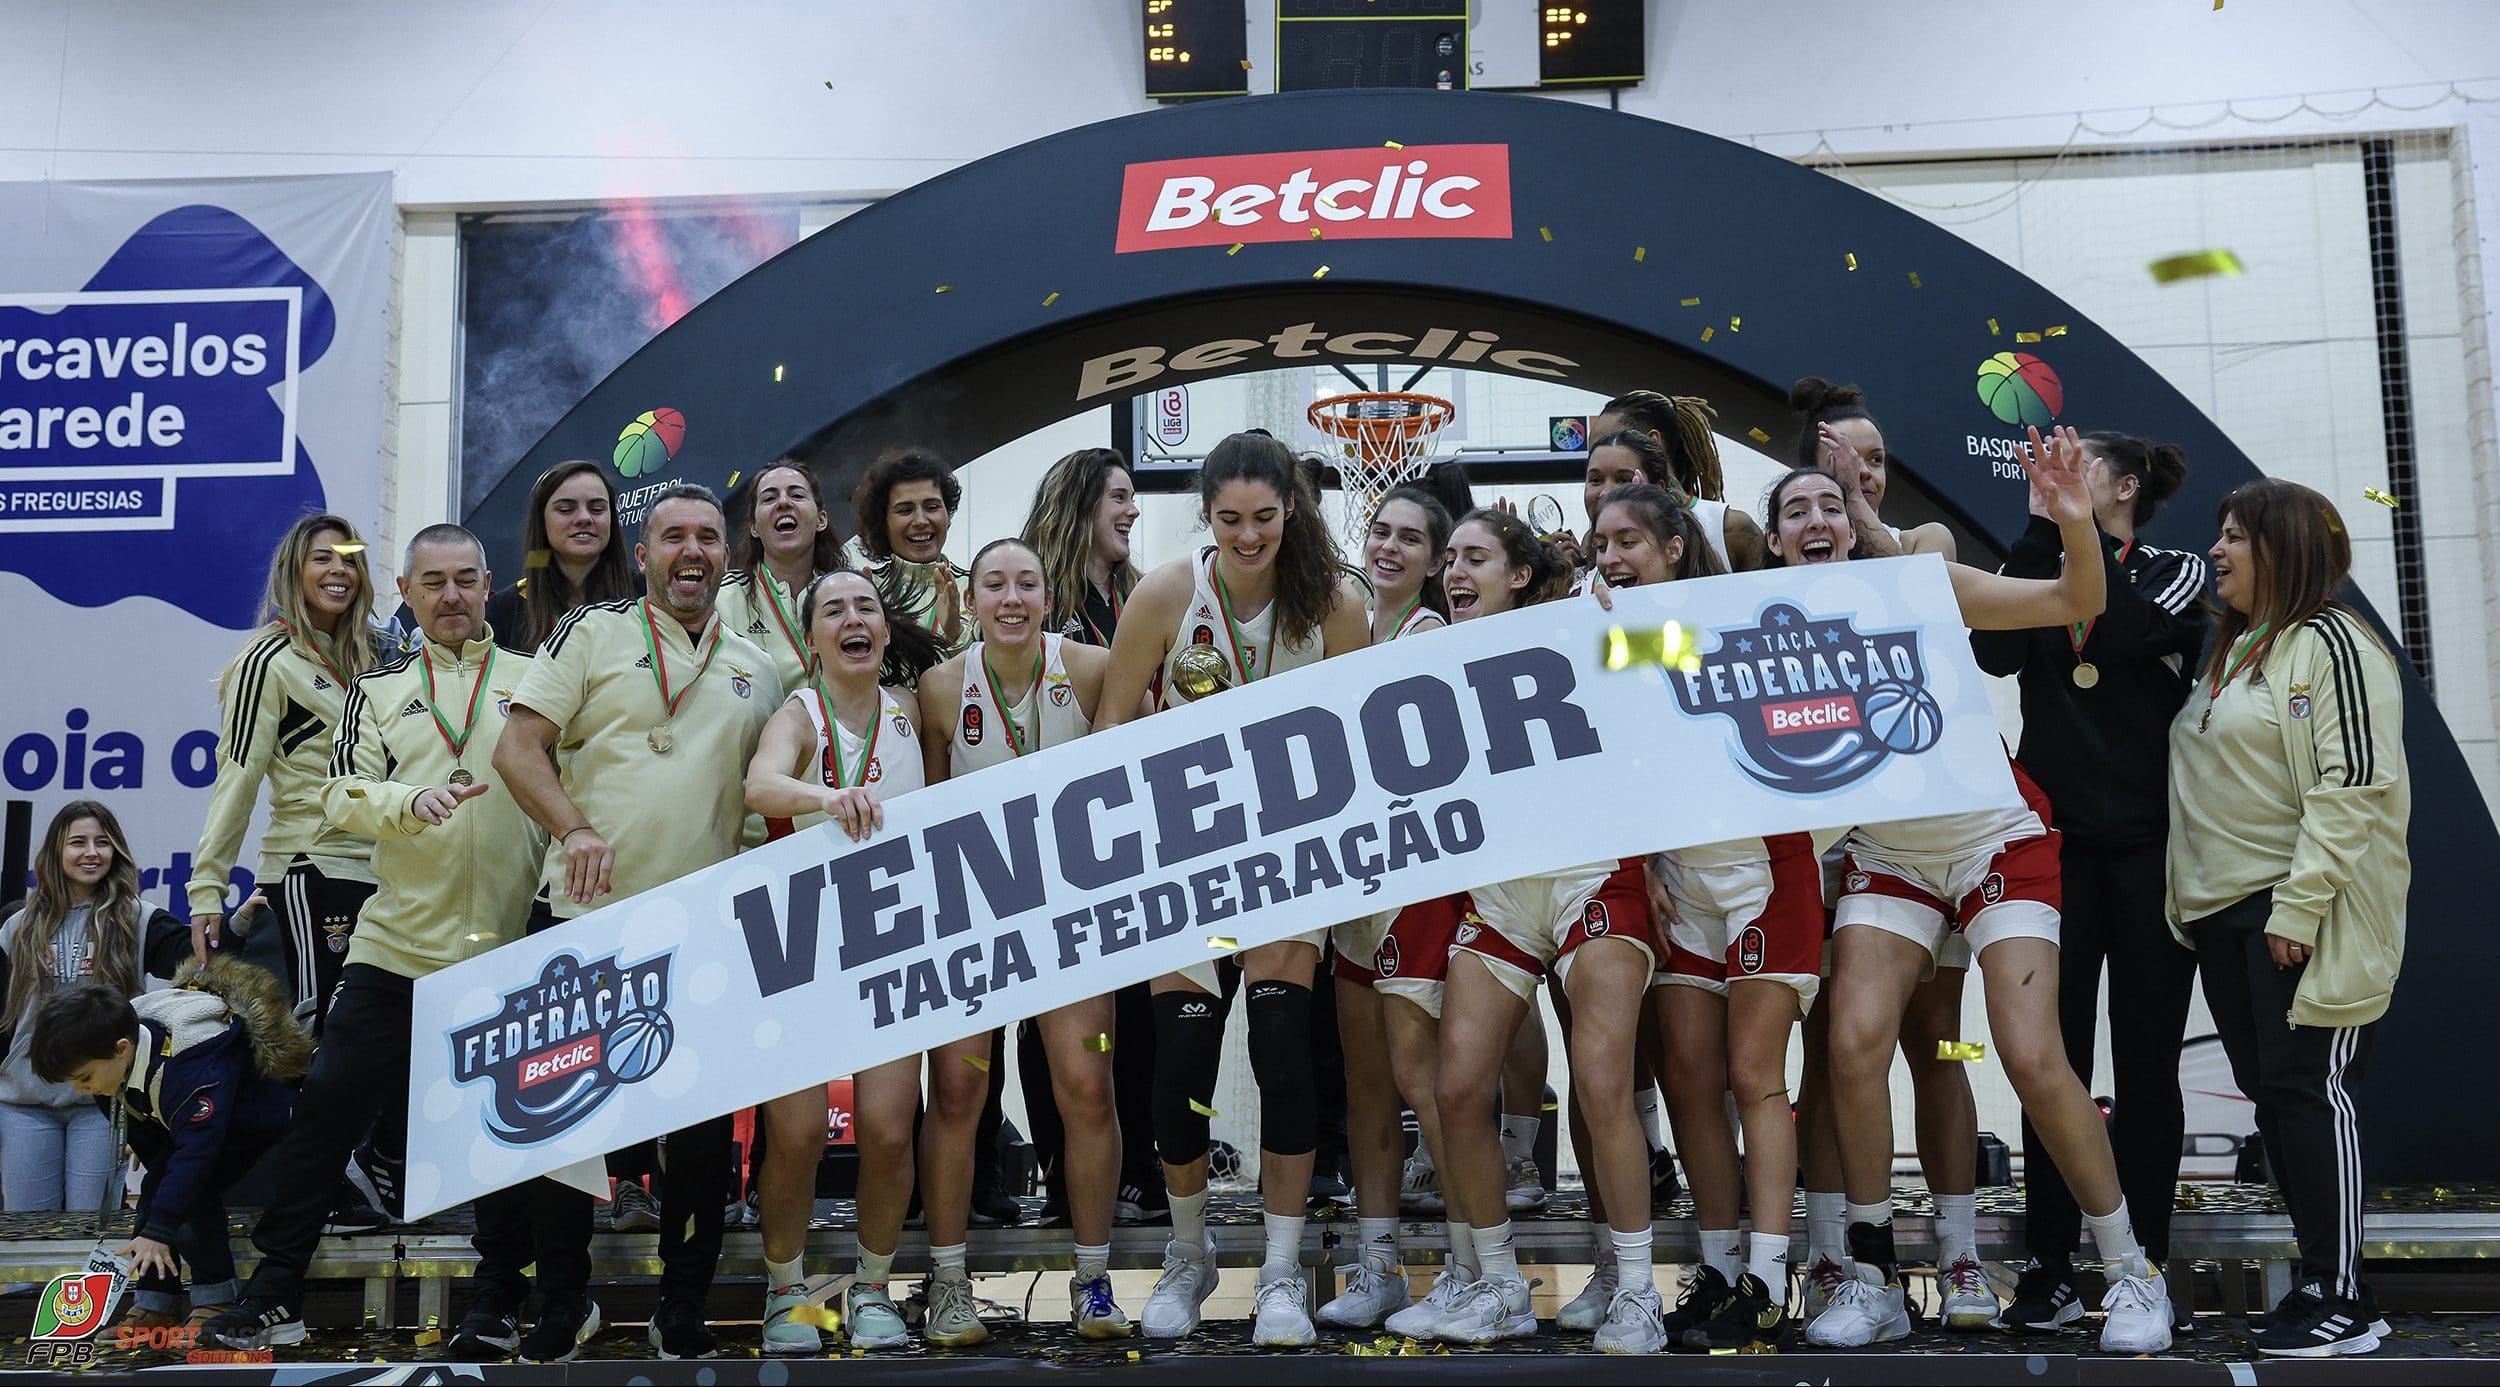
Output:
top-left (2020, 839), bottom-right (2196, 1264)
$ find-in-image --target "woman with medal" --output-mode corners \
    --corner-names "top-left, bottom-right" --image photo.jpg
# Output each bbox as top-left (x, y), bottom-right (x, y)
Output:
top-left (849, 447), bottom-right (971, 657)
top-left (1309, 484), bottom-right (1454, 1333)
top-left (743, 568), bottom-right (943, 1354)
top-left (1096, 431), bottom-right (1369, 1348)
top-left (722, 458), bottom-right (849, 694)
top-left (918, 538), bottom-right (1133, 1342)
top-left (1753, 440), bottom-right (2172, 1357)
top-left (1971, 431), bottom-right (2208, 1333)
top-left (2164, 480), bottom-right (2406, 1359)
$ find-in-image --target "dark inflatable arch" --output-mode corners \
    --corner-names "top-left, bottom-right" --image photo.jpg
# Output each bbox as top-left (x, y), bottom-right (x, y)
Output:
top-left (476, 89), bottom-right (2493, 1179)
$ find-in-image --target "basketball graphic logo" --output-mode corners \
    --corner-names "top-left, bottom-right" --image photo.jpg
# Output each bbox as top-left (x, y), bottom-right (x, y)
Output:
top-left (1862, 680), bottom-right (1946, 755)
top-left (1582, 900), bottom-right (1611, 937)
top-left (1975, 352), bottom-right (2063, 427)
top-left (612, 406), bottom-right (686, 477)
top-left (1738, 925), bottom-right (1767, 974)
top-left (450, 949), bottom-right (676, 1146)
top-left (606, 1006), bottom-right (675, 1082)
top-left (962, 703), bottom-right (984, 746)
top-left (1980, 872), bottom-right (2007, 906)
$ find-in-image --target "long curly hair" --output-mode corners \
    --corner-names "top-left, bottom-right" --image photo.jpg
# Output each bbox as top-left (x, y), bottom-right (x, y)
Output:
top-left (1197, 432), bottom-right (1343, 647)
top-left (3, 802), bottom-right (142, 1037)
top-left (1021, 448), bottom-right (1140, 635)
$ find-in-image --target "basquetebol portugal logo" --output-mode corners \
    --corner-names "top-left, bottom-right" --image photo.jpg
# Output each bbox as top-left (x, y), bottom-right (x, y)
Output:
top-left (1968, 350), bottom-right (2065, 481)
top-left (1668, 601), bottom-right (1945, 794)
top-left (451, 950), bottom-right (675, 1145)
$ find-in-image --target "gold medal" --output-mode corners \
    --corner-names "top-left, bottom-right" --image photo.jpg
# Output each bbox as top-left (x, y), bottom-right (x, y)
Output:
top-left (2071, 661), bottom-right (2100, 689)
top-left (448, 768), bottom-right (474, 787)
top-left (648, 724), bottom-right (675, 755)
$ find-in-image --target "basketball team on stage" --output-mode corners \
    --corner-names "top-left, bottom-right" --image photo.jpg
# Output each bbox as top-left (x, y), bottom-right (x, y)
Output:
top-left (3, 378), bottom-right (2409, 1362)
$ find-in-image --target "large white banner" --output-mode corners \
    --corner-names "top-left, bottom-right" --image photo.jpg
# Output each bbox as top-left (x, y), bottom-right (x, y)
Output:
top-left (0, 175), bottom-right (393, 918)
top-left (406, 557), bottom-right (2013, 1216)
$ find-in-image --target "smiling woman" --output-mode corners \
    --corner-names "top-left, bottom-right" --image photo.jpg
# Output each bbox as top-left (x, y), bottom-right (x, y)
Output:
top-left (848, 447), bottom-right (970, 657)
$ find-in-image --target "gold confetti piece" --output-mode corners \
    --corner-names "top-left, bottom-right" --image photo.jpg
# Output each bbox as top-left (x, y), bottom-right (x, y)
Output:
top-left (964, 1054), bottom-right (990, 1072)
top-left (1385, 140), bottom-right (1405, 149)
top-left (1541, 1101), bottom-right (1559, 1111)
top-left (413, 1330), bottom-right (443, 1346)
top-left (1128, 1349), bottom-right (1144, 1360)
top-left (1601, 622), bottom-right (1700, 674)
top-left (725, 470), bottom-right (741, 491)
top-left (1227, 243), bottom-right (1244, 255)
top-left (2015, 331), bottom-right (2042, 343)
top-left (1938, 1040), bottom-right (1987, 1062)
top-left (2045, 324), bottom-right (2068, 337)
top-left (1909, 270), bottom-right (1923, 288)
top-left (1634, 246), bottom-right (1645, 262)
top-left (1240, 59), bottom-right (1252, 69)
top-left (1319, 196), bottom-right (1338, 210)
top-left (1845, 252), bottom-right (1858, 271)
top-left (1988, 318), bottom-right (2001, 335)
top-left (2149, 249), bottom-right (2243, 283)
top-left (2363, 486), bottom-right (2400, 508)
top-left (1679, 296), bottom-right (1700, 307)
top-left (1748, 427), bottom-right (1771, 444)
top-left (1207, 935), bottom-right (1238, 949)
top-left (1700, 326), bottom-right (1714, 342)
top-left (1085, 1033), bottom-right (1112, 1052)
top-left (1540, 226), bottom-right (1553, 242)
top-left (791, 1304), bottom-right (844, 1330)
top-left (1728, 316), bottom-right (1741, 331)
top-left (524, 548), bottom-right (551, 569)
top-left (1312, 265), bottom-right (1330, 279)
top-left (1043, 291), bottom-right (1060, 307)
top-left (1189, 1098), bottom-right (1219, 1118)
top-left (934, 285), bottom-right (953, 294)
top-left (331, 542), bottom-right (366, 555)
top-left (1310, 227), bottom-right (1323, 240)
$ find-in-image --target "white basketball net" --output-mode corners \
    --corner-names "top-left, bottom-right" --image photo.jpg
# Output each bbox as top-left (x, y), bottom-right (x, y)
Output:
top-left (1312, 395), bottom-right (1452, 548)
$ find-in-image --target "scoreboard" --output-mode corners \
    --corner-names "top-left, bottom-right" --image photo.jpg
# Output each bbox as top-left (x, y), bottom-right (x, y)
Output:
top-left (1143, 1), bottom-right (1644, 100)
top-left (1145, 0), bottom-right (1254, 100)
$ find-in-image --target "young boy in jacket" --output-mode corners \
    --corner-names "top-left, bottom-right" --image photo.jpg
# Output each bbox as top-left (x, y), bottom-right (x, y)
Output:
top-left (29, 965), bottom-right (310, 1334)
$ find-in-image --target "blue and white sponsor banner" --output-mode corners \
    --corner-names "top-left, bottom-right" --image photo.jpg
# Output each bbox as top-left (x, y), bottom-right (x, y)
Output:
top-left (0, 175), bottom-right (392, 914)
top-left (405, 556), bottom-right (2015, 1215)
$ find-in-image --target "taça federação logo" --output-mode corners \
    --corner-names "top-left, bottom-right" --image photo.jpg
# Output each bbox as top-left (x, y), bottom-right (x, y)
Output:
top-left (450, 949), bottom-right (676, 1146)
top-left (1668, 601), bottom-right (1943, 794)
top-left (612, 406), bottom-right (686, 477)
top-left (1974, 351), bottom-right (2063, 427)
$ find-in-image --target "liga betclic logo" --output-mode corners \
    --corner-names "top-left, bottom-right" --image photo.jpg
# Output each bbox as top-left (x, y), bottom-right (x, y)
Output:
top-left (1115, 145), bottom-right (1513, 253)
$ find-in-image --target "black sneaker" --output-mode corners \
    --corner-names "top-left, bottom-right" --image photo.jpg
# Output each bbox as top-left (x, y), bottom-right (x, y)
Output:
top-left (969, 1183), bottom-right (1024, 1228)
top-left (518, 1296), bottom-right (601, 1364)
top-left (200, 1296), bottom-right (306, 1351)
top-left (1649, 1146), bottom-right (1684, 1211)
top-left (324, 1180), bottom-right (391, 1234)
top-left (2255, 1289), bottom-right (2382, 1357)
top-left (1683, 1272), bottom-right (1792, 1350)
top-left (647, 1298), bottom-right (719, 1360)
top-left (1995, 1260), bottom-right (2083, 1333)
top-left (1116, 1178), bottom-right (1170, 1225)
top-left (354, 1145), bottom-right (407, 1223)
top-left (1659, 1263), bottom-right (1734, 1340)
top-left (446, 1299), bottom-right (520, 1357)
top-left (2252, 1281), bottom-right (2389, 1337)
top-left (1306, 1152), bottom-right (1353, 1210)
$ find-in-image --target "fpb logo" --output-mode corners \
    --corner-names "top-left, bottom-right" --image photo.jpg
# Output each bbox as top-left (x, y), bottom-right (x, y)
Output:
top-left (1668, 601), bottom-right (1943, 794)
top-left (26, 1269), bottom-right (119, 1366)
top-left (451, 949), bottom-right (675, 1146)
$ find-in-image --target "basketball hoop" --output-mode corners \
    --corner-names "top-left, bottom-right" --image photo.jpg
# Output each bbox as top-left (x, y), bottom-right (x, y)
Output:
top-left (1307, 391), bottom-right (1455, 547)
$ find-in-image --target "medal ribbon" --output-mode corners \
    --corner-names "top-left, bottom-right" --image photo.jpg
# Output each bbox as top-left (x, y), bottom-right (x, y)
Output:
top-left (2208, 621), bottom-right (2274, 701)
top-left (420, 645), bottom-right (496, 762)
top-left (811, 677), bottom-right (880, 788)
top-left (982, 645), bottom-right (1046, 757)
top-left (274, 613), bottom-right (351, 689)
top-left (759, 568), bottom-right (813, 673)
top-left (1381, 591), bottom-right (1424, 642)
top-left (2066, 538), bottom-right (2135, 655)
top-left (639, 599), bottom-right (722, 722)
top-left (1082, 580), bottom-right (1123, 646)
top-left (1209, 559), bottom-right (1274, 686)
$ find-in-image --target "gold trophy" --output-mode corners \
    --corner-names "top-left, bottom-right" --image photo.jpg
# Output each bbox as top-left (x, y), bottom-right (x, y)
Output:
top-left (1169, 643), bottom-right (1235, 703)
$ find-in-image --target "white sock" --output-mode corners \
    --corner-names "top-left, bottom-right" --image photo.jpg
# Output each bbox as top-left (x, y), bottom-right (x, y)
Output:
top-left (1746, 1233), bottom-right (1791, 1302)
top-left (1805, 1191), bottom-right (1847, 1265)
top-left (1935, 1191), bottom-right (1977, 1267)
top-left (858, 1247), bottom-right (895, 1285)
top-left (1074, 1241), bottom-right (1110, 1282)
top-left (931, 1242), bottom-right (967, 1277)
top-left (766, 1254), bottom-right (805, 1291)
top-left (1444, 1220), bottom-right (1478, 1277)
top-left (1262, 1211), bottom-right (1306, 1279)
top-left (1170, 1187), bottom-right (1211, 1258)
top-left (1499, 1114), bottom-right (1540, 1164)
top-left (1610, 1226), bottom-right (1654, 1295)
top-left (1358, 1216), bottom-right (1401, 1271)
top-left (1635, 1087), bottom-right (1665, 1151)
top-left (1475, 1220), bottom-right (1520, 1284)
top-left (2083, 1200), bottom-right (2147, 1273)
top-left (1699, 1227), bottom-right (1741, 1282)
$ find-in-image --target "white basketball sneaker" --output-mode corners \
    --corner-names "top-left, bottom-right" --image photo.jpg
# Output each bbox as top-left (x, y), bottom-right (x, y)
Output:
top-left (1940, 1254), bottom-right (2000, 1330)
top-left (1557, 1259), bottom-right (1618, 1332)
top-left (1804, 1268), bottom-right (1912, 1348)
top-left (1252, 1273), bottom-right (1318, 1348)
top-left (1384, 1266), bottom-right (1475, 1339)
top-left (1316, 1260), bottom-right (1410, 1329)
top-left (1592, 1285), bottom-right (1667, 1354)
top-left (1436, 1273), bottom-right (1537, 1344)
top-left (2099, 1259), bottom-right (2175, 1355)
top-left (1399, 1149), bottom-right (1444, 1216)
top-left (1141, 1242), bottom-right (1218, 1338)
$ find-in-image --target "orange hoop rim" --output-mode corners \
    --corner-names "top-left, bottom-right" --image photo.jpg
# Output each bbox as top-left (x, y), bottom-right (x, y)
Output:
top-left (1305, 391), bottom-right (1456, 444)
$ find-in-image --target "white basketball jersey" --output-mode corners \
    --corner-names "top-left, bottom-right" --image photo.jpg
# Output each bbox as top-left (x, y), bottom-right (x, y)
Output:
top-left (777, 683), bottom-right (924, 836)
top-left (1161, 546), bottom-right (1322, 709)
top-left (1694, 497), bottom-right (1732, 568)
top-left (954, 634), bottom-right (1090, 775)
top-left (1373, 595), bottom-right (1443, 643)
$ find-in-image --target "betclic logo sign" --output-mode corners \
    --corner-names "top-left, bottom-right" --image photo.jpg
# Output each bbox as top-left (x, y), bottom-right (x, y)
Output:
top-left (1115, 145), bottom-right (1513, 253)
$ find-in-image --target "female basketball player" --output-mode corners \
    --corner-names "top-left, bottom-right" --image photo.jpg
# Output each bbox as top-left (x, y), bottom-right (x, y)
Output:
top-left (1589, 390), bottom-right (1762, 570)
top-left (1024, 447), bottom-right (1142, 646)
top-left (742, 569), bottom-right (944, 1353)
top-left (1764, 436), bottom-right (2172, 1356)
top-left (487, 460), bottom-right (638, 654)
top-left (1784, 376), bottom-right (1988, 1328)
top-left (1312, 485), bottom-right (1453, 1332)
top-left (721, 458), bottom-right (848, 694)
top-left (1585, 484), bottom-right (1818, 1349)
top-left (849, 447), bottom-right (970, 655)
top-left (917, 538), bottom-right (1133, 1342)
top-left (1096, 431), bottom-right (1369, 1348)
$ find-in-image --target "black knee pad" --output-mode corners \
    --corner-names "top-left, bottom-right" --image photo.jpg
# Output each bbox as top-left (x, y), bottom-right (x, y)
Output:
top-left (1152, 990), bottom-right (1226, 1165)
top-left (1246, 979), bottom-right (1317, 1156)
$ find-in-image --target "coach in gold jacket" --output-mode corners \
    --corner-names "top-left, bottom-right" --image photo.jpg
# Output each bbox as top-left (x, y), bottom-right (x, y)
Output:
top-left (202, 523), bottom-right (545, 1355)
